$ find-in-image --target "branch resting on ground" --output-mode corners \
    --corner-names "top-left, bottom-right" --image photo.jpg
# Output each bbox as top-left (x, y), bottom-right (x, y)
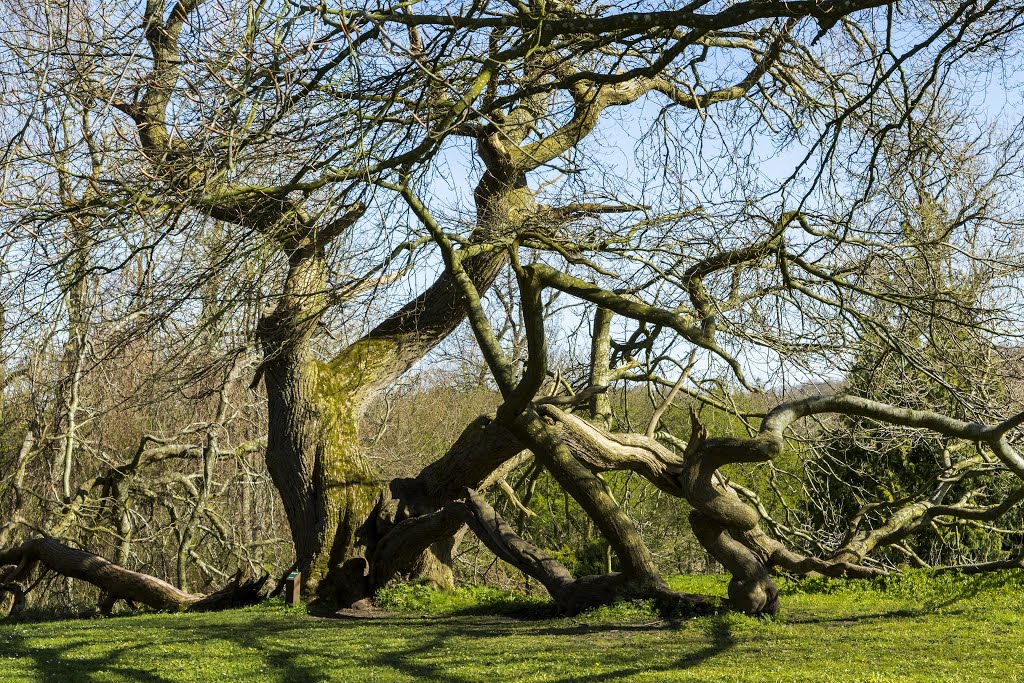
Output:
top-left (0, 538), bottom-right (268, 615)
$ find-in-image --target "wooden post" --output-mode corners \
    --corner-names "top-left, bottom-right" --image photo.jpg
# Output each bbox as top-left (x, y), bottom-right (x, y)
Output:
top-left (284, 571), bottom-right (301, 606)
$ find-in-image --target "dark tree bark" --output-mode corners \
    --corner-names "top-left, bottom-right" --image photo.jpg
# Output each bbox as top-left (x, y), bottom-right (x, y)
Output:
top-left (452, 488), bottom-right (719, 615)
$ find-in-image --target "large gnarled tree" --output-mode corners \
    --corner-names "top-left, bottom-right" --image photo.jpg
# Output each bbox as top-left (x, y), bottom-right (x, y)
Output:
top-left (3, 0), bottom-right (1024, 617)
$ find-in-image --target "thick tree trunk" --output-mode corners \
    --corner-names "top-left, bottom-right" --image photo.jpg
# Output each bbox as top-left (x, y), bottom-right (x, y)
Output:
top-left (258, 170), bottom-right (524, 605)
top-left (263, 370), bottom-right (381, 604)
top-left (256, 236), bottom-right (378, 604)
top-left (405, 529), bottom-right (468, 590)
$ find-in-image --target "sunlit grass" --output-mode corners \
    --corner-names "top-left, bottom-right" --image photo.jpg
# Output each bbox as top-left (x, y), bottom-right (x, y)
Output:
top-left (1, 572), bottom-right (1022, 682)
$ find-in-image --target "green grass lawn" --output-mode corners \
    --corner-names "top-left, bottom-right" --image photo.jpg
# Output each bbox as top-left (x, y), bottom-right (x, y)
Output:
top-left (1, 573), bottom-right (1022, 682)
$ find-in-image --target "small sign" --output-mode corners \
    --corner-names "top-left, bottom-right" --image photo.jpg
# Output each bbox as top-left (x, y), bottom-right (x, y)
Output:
top-left (284, 571), bottom-right (302, 606)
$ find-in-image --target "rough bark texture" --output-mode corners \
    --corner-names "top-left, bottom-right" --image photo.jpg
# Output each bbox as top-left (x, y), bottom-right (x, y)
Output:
top-left (511, 412), bottom-right (665, 588)
top-left (259, 242), bottom-right (385, 605)
top-left (531, 405), bottom-right (886, 614)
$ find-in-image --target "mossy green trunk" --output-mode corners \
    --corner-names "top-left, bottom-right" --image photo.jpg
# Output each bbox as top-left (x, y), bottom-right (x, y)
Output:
top-left (263, 344), bottom-right (397, 604)
top-left (258, 166), bottom-right (525, 604)
top-left (258, 245), bottom-right (392, 605)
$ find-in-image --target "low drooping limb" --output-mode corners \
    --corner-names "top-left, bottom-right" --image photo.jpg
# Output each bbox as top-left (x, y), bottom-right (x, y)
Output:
top-left (933, 549), bottom-right (1024, 575)
top-left (451, 488), bottom-right (719, 615)
top-left (378, 181), bottom-right (1024, 617)
top-left (553, 410), bottom-right (852, 611)
top-left (372, 376), bottom-right (1024, 616)
top-left (0, 538), bottom-right (268, 615)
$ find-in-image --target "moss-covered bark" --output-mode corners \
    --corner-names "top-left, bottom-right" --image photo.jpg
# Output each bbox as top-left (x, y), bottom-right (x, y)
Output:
top-left (258, 199), bottom-right (514, 604)
top-left (256, 133), bottom-right (533, 605)
top-left (258, 243), bottom-right (390, 605)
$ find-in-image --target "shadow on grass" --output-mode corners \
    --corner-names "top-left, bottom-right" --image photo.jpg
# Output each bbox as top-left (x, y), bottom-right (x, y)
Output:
top-left (209, 615), bottom-right (505, 683)
top-left (783, 607), bottom-right (924, 625)
top-left (2, 631), bottom-right (177, 683)
top-left (433, 601), bottom-right (560, 620)
top-left (11, 571), bottom-right (1018, 682)
top-left (920, 573), bottom-right (1014, 612)
top-left (311, 597), bottom-right (561, 622)
top-left (544, 616), bottom-right (738, 683)
top-left (9, 596), bottom-right (983, 683)
top-left (288, 613), bottom-right (736, 682)
top-left (0, 608), bottom-right (735, 683)
top-left (783, 576), bottom-right (1002, 626)
top-left (1, 615), bottom-right (340, 683)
